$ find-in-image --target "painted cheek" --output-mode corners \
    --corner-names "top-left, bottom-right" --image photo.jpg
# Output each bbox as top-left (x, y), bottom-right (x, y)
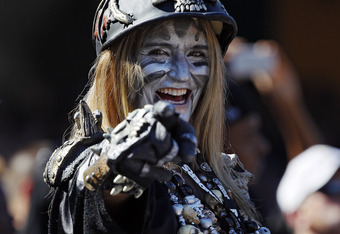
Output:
top-left (192, 74), bottom-right (209, 95)
top-left (142, 62), bottom-right (169, 79)
top-left (193, 65), bottom-right (209, 77)
top-left (139, 87), bottom-right (156, 107)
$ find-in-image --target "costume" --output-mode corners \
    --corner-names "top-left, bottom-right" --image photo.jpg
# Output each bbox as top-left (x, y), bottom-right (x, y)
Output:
top-left (44, 0), bottom-right (270, 233)
top-left (44, 101), bottom-right (269, 233)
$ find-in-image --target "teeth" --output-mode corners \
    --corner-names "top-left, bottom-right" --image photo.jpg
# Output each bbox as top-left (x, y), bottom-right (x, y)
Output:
top-left (167, 99), bottom-right (185, 105)
top-left (158, 88), bottom-right (187, 96)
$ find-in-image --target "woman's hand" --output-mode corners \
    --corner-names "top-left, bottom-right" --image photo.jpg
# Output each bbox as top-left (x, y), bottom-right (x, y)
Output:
top-left (83, 100), bottom-right (197, 192)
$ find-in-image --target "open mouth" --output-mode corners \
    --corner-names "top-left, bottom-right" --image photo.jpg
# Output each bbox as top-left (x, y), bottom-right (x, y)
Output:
top-left (156, 88), bottom-right (191, 105)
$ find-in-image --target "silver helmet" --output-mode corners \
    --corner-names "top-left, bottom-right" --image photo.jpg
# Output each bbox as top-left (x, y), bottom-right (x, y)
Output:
top-left (93, 0), bottom-right (237, 55)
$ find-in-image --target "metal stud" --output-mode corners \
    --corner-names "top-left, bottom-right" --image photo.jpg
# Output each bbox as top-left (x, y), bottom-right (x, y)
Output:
top-left (134, 188), bottom-right (144, 199)
top-left (113, 174), bottom-right (127, 184)
top-left (56, 155), bottom-right (63, 163)
top-left (91, 147), bottom-right (102, 156)
top-left (123, 184), bottom-right (135, 192)
top-left (110, 185), bottom-right (123, 196)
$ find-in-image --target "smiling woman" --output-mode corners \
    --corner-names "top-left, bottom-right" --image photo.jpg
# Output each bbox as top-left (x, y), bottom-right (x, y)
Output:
top-left (137, 19), bottom-right (210, 121)
top-left (43, 0), bottom-right (270, 233)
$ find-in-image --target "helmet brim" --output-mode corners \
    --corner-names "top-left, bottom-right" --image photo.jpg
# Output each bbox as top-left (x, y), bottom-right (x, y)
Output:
top-left (93, 0), bottom-right (237, 56)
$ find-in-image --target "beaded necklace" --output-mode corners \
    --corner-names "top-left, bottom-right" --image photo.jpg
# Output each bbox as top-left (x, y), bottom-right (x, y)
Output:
top-left (163, 152), bottom-right (270, 234)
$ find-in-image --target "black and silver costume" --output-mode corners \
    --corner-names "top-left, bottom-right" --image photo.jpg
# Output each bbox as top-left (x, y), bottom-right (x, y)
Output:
top-left (44, 1), bottom-right (270, 233)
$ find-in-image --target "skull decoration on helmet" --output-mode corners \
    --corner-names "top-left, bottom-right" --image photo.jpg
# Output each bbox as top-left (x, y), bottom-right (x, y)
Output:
top-left (93, 0), bottom-right (237, 55)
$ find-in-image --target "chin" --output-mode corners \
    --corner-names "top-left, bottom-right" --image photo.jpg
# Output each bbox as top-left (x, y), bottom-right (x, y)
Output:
top-left (174, 104), bottom-right (192, 122)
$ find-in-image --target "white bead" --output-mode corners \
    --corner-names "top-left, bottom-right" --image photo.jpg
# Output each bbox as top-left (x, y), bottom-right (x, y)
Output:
top-left (177, 225), bottom-right (203, 234)
top-left (200, 218), bottom-right (212, 229)
top-left (172, 204), bottom-right (183, 215)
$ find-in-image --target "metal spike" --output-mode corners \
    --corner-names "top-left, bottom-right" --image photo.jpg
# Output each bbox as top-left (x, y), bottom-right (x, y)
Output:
top-left (123, 184), bottom-right (135, 192)
top-left (113, 175), bottom-right (127, 184)
top-left (93, 110), bottom-right (103, 131)
top-left (110, 185), bottom-right (123, 196)
top-left (84, 175), bottom-right (95, 191)
top-left (85, 175), bottom-right (92, 183)
top-left (103, 133), bottom-right (111, 139)
top-left (91, 147), bottom-right (102, 156)
top-left (134, 189), bottom-right (144, 199)
top-left (107, 127), bottom-right (114, 133)
top-left (74, 112), bottom-right (81, 130)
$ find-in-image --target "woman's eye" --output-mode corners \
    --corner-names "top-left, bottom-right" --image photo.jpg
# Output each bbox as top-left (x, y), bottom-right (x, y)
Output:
top-left (148, 49), bottom-right (168, 56)
top-left (188, 51), bottom-right (206, 58)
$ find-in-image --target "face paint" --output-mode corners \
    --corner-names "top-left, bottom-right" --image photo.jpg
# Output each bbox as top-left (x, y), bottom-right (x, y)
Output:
top-left (137, 19), bottom-right (210, 121)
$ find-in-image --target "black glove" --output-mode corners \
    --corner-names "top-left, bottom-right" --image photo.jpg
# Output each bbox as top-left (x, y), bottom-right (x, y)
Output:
top-left (87, 100), bottom-right (197, 190)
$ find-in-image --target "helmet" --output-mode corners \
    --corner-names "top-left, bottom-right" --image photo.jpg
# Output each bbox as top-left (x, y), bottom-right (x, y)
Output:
top-left (93, 0), bottom-right (237, 56)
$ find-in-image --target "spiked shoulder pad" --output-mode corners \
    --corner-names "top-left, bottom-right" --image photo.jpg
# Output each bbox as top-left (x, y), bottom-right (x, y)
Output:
top-left (43, 101), bottom-right (104, 187)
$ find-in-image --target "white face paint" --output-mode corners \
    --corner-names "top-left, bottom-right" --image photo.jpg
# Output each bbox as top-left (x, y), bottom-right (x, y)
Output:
top-left (137, 19), bottom-right (210, 121)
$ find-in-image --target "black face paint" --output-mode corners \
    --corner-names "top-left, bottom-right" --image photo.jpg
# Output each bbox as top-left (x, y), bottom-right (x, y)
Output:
top-left (195, 31), bottom-right (201, 42)
top-left (140, 57), bottom-right (166, 70)
top-left (137, 19), bottom-right (210, 121)
top-left (143, 71), bottom-right (166, 84)
top-left (173, 19), bottom-right (192, 38)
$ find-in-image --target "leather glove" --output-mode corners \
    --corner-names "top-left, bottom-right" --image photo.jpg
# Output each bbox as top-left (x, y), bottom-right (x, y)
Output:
top-left (84, 100), bottom-right (197, 192)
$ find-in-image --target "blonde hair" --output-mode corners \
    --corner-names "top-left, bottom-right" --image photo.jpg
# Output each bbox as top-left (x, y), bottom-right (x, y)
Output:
top-left (79, 18), bottom-right (260, 221)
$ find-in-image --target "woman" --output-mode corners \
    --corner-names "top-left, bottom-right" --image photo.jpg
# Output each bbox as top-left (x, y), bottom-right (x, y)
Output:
top-left (44, 0), bottom-right (269, 233)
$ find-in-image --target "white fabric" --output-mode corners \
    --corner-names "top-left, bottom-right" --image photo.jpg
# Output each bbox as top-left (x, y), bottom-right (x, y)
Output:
top-left (276, 144), bottom-right (340, 214)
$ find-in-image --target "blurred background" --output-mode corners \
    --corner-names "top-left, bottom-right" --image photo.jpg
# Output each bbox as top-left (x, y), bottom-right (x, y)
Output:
top-left (0, 0), bottom-right (339, 233)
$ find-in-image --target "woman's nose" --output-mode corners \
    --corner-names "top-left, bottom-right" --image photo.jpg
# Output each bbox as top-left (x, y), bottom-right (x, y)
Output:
top-left (167, 54), bottom-right (191, 82)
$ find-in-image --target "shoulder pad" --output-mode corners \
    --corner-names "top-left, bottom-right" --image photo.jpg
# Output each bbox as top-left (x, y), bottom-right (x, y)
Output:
top-left (43, 134), bottom-right (103, 187)
top-left (43, 100), bottom-right (104, 187)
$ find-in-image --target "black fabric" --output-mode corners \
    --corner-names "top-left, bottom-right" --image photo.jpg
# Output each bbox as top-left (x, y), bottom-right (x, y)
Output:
top-left (143, 182), bottom-right (178, 234)
top-left (44, 133), bottom-right (104, 187)
top-left (48, 148), bottom-right (178, 234)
